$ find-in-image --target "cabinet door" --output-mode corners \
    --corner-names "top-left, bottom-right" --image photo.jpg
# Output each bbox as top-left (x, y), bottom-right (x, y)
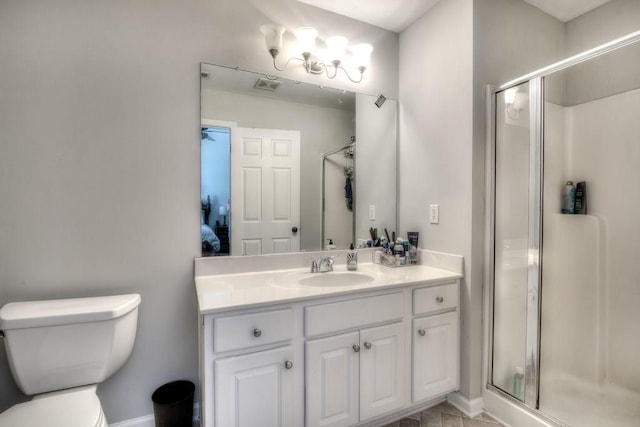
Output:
top-left (412, 311), bottom-right (459, 402)
top-left (359, 322), bottom-right (406, 421)
top-left (306, 331), bottom-right (360, 427)
top-left (215, 346), bottom-right (294, 427)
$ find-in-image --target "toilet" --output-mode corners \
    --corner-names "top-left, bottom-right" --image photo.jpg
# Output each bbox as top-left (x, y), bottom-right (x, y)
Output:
top-left (0, 293), bottom-right (141, 427)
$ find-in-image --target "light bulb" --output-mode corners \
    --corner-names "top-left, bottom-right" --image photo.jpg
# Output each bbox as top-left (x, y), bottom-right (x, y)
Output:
top-left (352, 43), bottom-right (373, 70)
top-left (325, 36), bottom-right (348, 64)
top-left (294, 27), bottom-right (318, 56)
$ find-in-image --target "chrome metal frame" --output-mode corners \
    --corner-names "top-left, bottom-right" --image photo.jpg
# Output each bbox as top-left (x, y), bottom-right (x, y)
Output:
top-left (524, 77), bottom-right (543, 407)
top-left (499, 30), bottom-right (640, 90)
top-left (484, 84), bottom-right (497, 394)
top-left (320, 143), bottom-right (357, 248)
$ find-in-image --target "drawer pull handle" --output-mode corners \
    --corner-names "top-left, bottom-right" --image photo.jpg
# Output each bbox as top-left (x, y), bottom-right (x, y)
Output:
top-left (253, 328), bottom-right (262, 337)
top-left (418, 329), bottom-right (426, 336)
top-left (363, 341), bottom-right (372, 350)
top-left (436, 296), bottom-right (444, 303)
top-left (353, 345), bottom-right (360, 353)
top-left (284, 360), bottom-right (293, 370)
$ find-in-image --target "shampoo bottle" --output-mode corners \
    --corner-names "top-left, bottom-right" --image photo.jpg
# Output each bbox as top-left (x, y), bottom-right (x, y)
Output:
top-left (562, 181), bottom-right (576, 214)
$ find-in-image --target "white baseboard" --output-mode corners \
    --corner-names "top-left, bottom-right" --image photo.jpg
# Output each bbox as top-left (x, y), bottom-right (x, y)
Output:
top-left (446, 391), bottom-right (484, 418)
top-left (109, 403), bottom-right (200, 427)
top-left (109, 414), bottom-right (154, 427)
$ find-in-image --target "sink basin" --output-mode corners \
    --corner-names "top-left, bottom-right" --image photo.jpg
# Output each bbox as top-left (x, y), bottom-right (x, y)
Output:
top-left (298, 272), bottom-right (375, 287)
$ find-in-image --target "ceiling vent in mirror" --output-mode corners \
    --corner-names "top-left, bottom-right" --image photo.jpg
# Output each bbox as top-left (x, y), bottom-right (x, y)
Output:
top-left (254, 78), bottom-right (282, 92)
top-left (201, 71), bottom-right (212, 79)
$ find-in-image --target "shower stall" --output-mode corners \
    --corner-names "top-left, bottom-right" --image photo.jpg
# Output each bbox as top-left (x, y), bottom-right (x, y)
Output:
top-left (488, 31), bottom-right (640, 426)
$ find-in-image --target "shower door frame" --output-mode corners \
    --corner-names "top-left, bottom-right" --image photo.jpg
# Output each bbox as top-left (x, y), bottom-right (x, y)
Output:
top-left (485, 29), bottom-right (640, 419)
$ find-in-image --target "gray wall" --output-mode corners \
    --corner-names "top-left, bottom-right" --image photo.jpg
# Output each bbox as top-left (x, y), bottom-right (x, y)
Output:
top-left (399, 0), bottom-right (565, 401)
top-left (0, 0), bottom-right (399, 422)
top-left (399, 0), bottom-right (475, 398)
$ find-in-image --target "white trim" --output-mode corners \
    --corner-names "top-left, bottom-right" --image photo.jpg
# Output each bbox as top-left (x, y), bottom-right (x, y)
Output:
top-left (108, 414), bottom-right (154, 427)
top-left (109, 403), bottom-right (200, 427)
top-left (446, 391), bottom-right (484, 418)
top-left (201, 118), bottom-right (237, 128)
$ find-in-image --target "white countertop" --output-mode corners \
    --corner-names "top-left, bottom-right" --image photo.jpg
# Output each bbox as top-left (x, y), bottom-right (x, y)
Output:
top-left (195, 262), bottom-right (462, 315)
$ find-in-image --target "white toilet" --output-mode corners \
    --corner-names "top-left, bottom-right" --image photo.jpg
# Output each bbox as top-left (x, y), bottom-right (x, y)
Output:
top-left (0, 293), bottom-right (141, 427)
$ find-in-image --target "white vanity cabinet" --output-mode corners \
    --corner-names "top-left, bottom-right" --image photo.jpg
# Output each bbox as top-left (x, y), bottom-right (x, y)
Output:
top-left (215, 345), bottom-right (295, 427)
top-left (411, 282), bottom-right (459, 403)
top-left (304, 292), bottom-right (407, 427)
top-left (197, 267), bottom-right (461, 427)
top-left (200, 307), bottom-right (303, 427)
top-left (305, 322), bottom-right (406, 427)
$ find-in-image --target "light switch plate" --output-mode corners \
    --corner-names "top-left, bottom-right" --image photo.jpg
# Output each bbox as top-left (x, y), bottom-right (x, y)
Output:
top-left (369, 205), bottom-right (376, 221)
top-left (429, 204), bottom-right (439, 224)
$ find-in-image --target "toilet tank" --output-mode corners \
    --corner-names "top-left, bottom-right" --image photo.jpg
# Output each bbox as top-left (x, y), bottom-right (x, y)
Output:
top-left (0, 294), bottom-right (141, 395)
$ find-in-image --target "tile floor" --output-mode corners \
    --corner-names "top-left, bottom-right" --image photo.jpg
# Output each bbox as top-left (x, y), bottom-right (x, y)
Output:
top-left (382, 401), bottom-right (504, 427)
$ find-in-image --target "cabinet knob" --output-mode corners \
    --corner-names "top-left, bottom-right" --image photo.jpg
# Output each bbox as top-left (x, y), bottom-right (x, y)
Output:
top-left (418, 329), bottom-right (426, 336)
top-left (352, 345), bottom-right (360, 353)
top-left (284, 360), bottom-right (293, 370)
top-left (363, 341), bottom-right (372, 350)
top-left (253, 328), bottom-right (262, 337)
top-left (436, 296), bottom-right (444, 303)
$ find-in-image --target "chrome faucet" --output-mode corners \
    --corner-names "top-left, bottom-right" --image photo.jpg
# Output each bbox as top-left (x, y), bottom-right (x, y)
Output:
top-left (318, 256), bottom-right (335, 273)
top-left (309, 256), bottom-right (336, 273)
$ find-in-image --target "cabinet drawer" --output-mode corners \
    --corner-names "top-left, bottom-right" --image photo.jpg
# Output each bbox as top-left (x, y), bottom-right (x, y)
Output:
top-left (413, 282), bottom-right (458, 315)
top-left (214, 308), bottom-right (293, 353)
top-left (305, 292), bottom-right (403, 337)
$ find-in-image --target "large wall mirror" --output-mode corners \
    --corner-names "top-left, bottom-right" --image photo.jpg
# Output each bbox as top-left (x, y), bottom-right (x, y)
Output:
top-left (200, 63), bottom-right (397, 256)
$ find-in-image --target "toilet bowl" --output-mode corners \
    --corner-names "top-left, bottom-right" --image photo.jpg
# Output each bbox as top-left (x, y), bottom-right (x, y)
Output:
top-left (0, 294), bottom-right (141, 427)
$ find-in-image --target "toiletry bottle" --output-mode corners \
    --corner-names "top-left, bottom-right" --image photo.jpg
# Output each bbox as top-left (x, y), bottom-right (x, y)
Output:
top-left (393, 241), bottom-right (405, 266)
top-left (326, 239), bottom-right (336, 250)
top-left (407, 231), bottom-right (419, 264)
top-left (513, 367), bottom-right (524, 400)
top-left (562, 181), bottom-right (576, 214)
top-left (575, 181), bottom-right (586, 214)
top-left (347, 243), bottom-right (358, 271)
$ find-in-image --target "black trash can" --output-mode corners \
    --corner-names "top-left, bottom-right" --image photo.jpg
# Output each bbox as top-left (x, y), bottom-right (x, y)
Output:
top-left (151, 380), bottom-right (195, 427)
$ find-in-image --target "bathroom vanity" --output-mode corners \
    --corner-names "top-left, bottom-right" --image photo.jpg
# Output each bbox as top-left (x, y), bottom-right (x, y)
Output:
top-left (195, 250), bottom-right (462, 427)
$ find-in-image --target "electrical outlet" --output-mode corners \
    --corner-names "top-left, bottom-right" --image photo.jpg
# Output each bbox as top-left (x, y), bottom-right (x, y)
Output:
top-left (429, 204), bottom-right (439, 224)
top-left (369, 205), bottom-right (376, 221)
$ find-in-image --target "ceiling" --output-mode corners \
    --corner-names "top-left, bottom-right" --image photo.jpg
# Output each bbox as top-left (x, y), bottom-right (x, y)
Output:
top-left (521, 0), bottom-right (613, 22)
top-left (295, 0), bottom-right (614, 32)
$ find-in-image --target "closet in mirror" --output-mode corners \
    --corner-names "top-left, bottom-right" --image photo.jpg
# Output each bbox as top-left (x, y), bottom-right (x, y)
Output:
top-left (200, 63), bottom-right (397, 256)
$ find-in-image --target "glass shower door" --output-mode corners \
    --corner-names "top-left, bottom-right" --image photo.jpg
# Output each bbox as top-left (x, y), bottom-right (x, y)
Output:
top-left (492, 80), bottom-right (538, 403)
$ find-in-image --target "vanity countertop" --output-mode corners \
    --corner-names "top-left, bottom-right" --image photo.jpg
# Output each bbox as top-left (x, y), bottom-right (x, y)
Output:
top-left (195, 261), bottom-right (462, 315)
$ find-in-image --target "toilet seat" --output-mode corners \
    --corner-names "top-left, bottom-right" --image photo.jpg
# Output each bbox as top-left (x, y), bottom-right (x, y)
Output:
top-left (0, 386), bottom-right (106, 427)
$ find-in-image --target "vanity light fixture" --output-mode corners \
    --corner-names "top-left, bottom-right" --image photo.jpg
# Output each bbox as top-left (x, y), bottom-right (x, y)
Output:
top-left (260, 23), bottom-right (373, 83)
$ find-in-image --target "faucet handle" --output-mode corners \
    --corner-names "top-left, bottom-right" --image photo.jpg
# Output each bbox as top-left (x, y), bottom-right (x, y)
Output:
top-left (308, 258), bottom-right (319, 273)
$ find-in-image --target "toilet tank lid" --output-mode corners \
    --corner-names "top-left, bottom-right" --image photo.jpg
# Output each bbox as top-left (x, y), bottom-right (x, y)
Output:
top-left (0, 294), bottom-right (141, 330)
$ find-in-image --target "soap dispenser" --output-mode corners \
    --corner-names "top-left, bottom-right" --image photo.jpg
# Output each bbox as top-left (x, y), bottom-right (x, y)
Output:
top-left (326, 239), bottom-right (337, 250)
top-left (347, 243), bottom-right (358, 271)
